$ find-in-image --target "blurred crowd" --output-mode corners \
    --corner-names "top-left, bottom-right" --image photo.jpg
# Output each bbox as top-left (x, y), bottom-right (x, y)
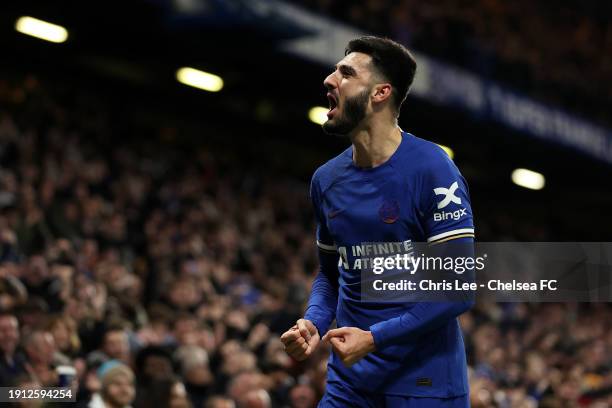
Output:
top-left (295, 0), bottom-right (612, 127)
top-left (0, 75), bottom-right (610, 408)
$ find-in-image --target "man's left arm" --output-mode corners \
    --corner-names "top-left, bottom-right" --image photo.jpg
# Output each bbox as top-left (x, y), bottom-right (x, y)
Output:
top-left (325, 239), bottom-right (475, 365)
top-left (368, 238), bottom-right (475, 350)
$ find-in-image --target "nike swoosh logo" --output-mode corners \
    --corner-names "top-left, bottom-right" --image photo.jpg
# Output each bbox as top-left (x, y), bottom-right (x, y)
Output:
top-left (328, 209), bottom-right (344, 219)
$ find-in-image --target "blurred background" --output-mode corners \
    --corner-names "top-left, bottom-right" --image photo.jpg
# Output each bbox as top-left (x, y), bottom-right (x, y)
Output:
top-left (0, 0), bottom-right (611, 407)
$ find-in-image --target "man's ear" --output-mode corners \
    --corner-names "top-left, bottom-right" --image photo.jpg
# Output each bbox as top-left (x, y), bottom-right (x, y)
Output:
top-left (372, 83), bottom-right (392, 103)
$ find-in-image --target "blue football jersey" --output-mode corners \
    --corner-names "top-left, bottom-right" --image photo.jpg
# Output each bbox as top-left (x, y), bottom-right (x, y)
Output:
top-left (305, 131), bottom-right (475, 397)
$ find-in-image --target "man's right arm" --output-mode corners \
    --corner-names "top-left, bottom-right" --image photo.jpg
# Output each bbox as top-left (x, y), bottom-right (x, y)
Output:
top-left (304, 175), bottom-right (339, 338)
top-left (281, 175), bottom-right (339, 360)
top-left (304, 247), bottom-right (339, 337)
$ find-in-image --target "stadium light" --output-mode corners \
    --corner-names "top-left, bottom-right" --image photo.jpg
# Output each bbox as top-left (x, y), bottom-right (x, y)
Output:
top-left (308, 106), bottom-right (328, 125)
top-left (176, 67), bottom-right (224, 92)
top-left (511, 168), bottom-right (545, 190)
top-left (437, 144), bottom-right (454, 159)
top-left (15, 16), bottom-right (68, 43)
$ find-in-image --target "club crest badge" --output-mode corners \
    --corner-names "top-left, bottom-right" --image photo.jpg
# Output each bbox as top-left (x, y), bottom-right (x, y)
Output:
top-left (379, 199), bottom-right (400, 224)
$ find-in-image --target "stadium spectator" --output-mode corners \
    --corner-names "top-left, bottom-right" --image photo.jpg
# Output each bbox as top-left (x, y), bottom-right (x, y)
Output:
top-left (46, 315), bottom-right (81, 359)
top-left (134, 376), bottom-right (192, 408)
top-left (98, 325), bottom-right (131, 364)
top-left (289, 383), bottom-right (317, 408)
top-left (0, 312), bottom-right (28, 385)
top-left (0, 255), bottom-right (27, 310)
top-left (22, 329), bottom-right (63, 386)
top-left (89, 361), bottom-right (136, 408)
top-left (174, 344), bottom-right (213, 407)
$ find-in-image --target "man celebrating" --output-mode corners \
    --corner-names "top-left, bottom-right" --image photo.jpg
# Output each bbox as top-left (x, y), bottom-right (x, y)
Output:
top-left (281, 36), bottom-right (475, 407)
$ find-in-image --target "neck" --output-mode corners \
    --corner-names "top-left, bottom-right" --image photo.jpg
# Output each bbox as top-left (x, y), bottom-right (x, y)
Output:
top-left (350, 119), bottom-right (402, 168)
top-left (102, 396), bottom-right (123, 408)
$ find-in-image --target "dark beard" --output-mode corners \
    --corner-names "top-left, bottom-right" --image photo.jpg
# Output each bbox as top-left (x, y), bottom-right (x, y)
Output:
top-left (322, 89), bottom-right (369, 136)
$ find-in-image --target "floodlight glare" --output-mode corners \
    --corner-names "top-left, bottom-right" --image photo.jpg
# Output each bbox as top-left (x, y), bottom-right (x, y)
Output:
top-left (15, 16), bottom-right (68, 43)
top-left (308, 106), bottom-right (328, 125)
top-left (511, 168), bottom-right (545, 190)
top-left (437, 144), bottom-right (454, 159)
top-left (176, 67), bottom-right (224, 92)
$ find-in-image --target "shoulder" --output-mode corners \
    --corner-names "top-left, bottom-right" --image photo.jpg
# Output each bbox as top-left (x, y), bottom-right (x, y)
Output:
top-left (402, 133), bottom-right (456, 175)
top-left (409, 135), bottom-right (455, 169)
top-left (311, 146), bottom-right (352, 194)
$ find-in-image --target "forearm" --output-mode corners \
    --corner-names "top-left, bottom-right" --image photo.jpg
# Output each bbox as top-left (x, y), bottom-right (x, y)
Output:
top-left (370, 300), bottom-right (473, 349)
top-left (304, 250), bottom-right (339, 337)
top-left (370, 238), bottom-right (475, 349)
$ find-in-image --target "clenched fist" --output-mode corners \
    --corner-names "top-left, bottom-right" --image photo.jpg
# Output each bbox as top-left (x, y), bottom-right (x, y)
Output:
top-left (280, 319), bottom-right (320, 361)
top-left (323, 327), bottom-right (376, 367)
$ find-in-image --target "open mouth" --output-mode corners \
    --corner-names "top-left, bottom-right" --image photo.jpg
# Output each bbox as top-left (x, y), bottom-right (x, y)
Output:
top-left (327, 92), bottom-right (338, 118)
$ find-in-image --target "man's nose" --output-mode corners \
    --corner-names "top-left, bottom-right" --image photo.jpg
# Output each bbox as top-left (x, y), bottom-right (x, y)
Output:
top-left (323, 72), bottom-right (337, 91)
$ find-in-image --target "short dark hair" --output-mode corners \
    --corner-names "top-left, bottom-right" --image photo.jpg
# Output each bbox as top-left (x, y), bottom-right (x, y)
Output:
top-left (345, 36), bottom-right (417, 115)
top-left (0, 312), bottom-right (18, 321)
top-left (134, 345), bottom-right (174, 376)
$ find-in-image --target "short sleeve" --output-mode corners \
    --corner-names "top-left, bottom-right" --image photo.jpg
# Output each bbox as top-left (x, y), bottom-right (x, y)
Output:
top-left (418, 153), bottom-right (475, 244)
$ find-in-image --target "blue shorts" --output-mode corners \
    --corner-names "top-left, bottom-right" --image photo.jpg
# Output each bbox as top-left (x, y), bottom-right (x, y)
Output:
top-left (318, 381), bottom-right (469, 408)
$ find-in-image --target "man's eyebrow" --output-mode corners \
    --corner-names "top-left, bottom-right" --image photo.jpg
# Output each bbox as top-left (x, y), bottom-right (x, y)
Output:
top-left (335, 64), bottom-right (357, 76)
